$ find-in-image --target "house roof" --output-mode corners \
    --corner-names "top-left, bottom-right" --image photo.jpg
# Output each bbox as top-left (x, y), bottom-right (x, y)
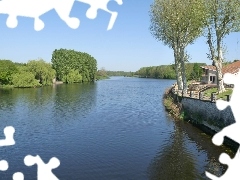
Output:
top-left (201, 60), bottom-right (240, 74)
top-left (201, 65), bottom-right (216, 71)
top-left (222, 60), bottom-right (240, 74)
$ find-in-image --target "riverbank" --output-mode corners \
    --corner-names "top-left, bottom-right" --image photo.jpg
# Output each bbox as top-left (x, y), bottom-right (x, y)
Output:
top-left (163, 87), bottom-right (239, 152)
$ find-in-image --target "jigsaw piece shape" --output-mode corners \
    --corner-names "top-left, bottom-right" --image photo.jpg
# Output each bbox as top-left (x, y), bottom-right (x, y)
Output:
top-left (0, 160), bottom-right (8, 171)
top-left (24, 155), bottom-right (60, 180)
top-left (0, 0), bottom-right (79, 31)
top-left (206, 150), bottom-right (240, 179)
top-left (12, 172), bottom-right (24, 180)
top-left (205, 70), bottom-right (240, 179)
top-left (213, 71), bottom-right (240, 146)
top-left (76, 0), bottom-right (123, 30)
top-left (0, 126), bottom-right (15, 147)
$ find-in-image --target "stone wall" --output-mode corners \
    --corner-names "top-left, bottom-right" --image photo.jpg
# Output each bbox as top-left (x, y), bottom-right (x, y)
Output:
top-left (181, 97), bottom-right (235, 132)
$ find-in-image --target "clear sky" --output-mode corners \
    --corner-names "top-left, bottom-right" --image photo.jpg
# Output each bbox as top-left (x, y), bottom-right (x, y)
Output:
top-left (0, 0), bottom-right (239, 72)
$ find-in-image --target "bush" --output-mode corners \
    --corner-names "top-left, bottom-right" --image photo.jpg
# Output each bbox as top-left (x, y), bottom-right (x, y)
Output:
top-left (62, 69), bottom-right (82, 83)
top-left (11, 72), bottom-right (41, 88)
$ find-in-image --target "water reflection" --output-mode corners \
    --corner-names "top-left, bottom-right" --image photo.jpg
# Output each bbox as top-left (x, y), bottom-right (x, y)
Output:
top-left (52, 83), bottom-right (97, 120)
top-left (0, 78), bottom-right (235, 179)
top-left (148, 119), bottom-right (234, 179)
top-left (148, 121), bottom-right (197, 180)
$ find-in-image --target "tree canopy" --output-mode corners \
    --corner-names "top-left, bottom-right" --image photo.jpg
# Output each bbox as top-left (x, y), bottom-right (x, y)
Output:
top-left (27, 59), bottom-right (56, 86)
top-left (150, 0), bottom-right (207, 93)
top-left (51, 49), bottom-right (97, 83)
top-left (205, 0), bottom-right (240, 93)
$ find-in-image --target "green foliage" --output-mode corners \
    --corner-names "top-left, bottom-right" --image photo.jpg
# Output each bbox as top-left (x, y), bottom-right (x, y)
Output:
top-left (51, 48), bottom-right (97, 83)
top-left (136, 65), bottom-right (176, 79)
top-left (0, 60), bottom-right (18, 85)
top-left (189, 63), bottom-right (205, 81)
top-left (11, 71), bottom-right (40, 88)
top-left (150, 0), bottom-right (207, 48)
top-left (96, 67), bottom-right (110, 80)
top-left (149, 0), bottom-right (208, 92)
top-left (106, 71), bottom-right (134, 77)
top-left (27, 59), bottom-right (56, 86)
top-left (205, 0), bottom-right (240, 92)
top-left (62, 69), bottom-right (82, 83)
top-left (135, 63), bottom-right (206, 80)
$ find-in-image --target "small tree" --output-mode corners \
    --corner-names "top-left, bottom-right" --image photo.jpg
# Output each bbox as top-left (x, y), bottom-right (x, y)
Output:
top-left (150, 0), bottom-right (207, 93)
top-left (205, 0), bottom-right (240, 93)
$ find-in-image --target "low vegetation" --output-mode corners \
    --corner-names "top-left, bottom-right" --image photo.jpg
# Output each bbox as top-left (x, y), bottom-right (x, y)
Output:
top-left (163, 88), bottom-right (184, 120)
top-left (204, 88), bottom-right (233, 100)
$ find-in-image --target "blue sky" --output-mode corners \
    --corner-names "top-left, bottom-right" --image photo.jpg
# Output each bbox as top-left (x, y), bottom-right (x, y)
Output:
top-left (0, 0), bottom-right (239, 72)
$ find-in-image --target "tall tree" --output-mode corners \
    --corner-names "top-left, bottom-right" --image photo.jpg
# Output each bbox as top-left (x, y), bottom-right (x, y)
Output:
top-left (149, 0), bottom-right (207, 93)
top-left (205, 0), bottom-right (240, 93)
top-left (51, 49), bottom-right (97, 83)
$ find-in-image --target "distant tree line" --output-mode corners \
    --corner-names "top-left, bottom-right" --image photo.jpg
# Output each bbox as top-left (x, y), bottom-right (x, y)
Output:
top-left (0, 49), bottom-right (98, 88)
top-left (95, 68), bottom-right (135, 80)
top-left (106, 71), bottom-right (134, 77)
top-left (135, 63), bottom-right (206, 81)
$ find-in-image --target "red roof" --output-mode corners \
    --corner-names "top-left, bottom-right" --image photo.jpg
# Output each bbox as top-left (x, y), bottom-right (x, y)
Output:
top-left (222, 60), bottom-right (240, 74)
top-left (201, 60), bottom-right (240, 74)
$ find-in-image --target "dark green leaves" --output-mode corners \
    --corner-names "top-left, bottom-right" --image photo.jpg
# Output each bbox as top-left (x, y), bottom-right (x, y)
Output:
top-left (51, 49), bottom-right (97, 83)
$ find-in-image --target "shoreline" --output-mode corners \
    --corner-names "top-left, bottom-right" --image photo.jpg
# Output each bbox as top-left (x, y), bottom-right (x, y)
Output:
top-left (163, 87), bottom-right (239, 152)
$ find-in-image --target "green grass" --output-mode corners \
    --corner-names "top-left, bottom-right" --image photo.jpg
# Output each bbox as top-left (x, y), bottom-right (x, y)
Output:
top-left (204, 87), bottom-right (233, 100)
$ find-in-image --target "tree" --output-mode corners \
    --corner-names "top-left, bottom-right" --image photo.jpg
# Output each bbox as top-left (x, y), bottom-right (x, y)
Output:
top-left (150, 0), bottom-right (207, 93)
top-left (0, 60), bottom-right (18, 85)
top-left (27, 59), bottom-right (56, 86)
top-left (190, 63), bottom-right (202, 81)
top-left (62, 69), bottom-right (82, 83)
top-left (11, 71), bottom-right (40, 88)
top-left (51, 49), bottom-right (97, 83)
top-left (205, 0), bottom-right (240, 93)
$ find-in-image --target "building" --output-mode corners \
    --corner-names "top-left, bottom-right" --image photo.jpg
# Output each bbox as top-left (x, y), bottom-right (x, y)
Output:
top-left (201, 60), bottom-right (240, 84)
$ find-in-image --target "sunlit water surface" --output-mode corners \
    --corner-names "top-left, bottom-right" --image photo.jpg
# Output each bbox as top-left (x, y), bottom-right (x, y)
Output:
top-left (0, 77), bottom-right (233, 179)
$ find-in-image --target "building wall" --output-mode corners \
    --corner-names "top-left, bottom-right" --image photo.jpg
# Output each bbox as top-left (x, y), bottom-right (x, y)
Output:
top-left (181, 97), bottom-right (235, 132)
top-left (201, 69), bottom-right (217, 84)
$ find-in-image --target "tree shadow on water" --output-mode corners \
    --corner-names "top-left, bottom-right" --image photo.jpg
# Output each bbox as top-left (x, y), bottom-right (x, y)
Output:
top-left (148, 126), bottom-right (206, 180)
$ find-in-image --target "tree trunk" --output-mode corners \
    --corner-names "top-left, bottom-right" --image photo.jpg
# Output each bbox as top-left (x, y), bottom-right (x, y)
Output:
top-left (180, 48), bottom-right (187, 94)
top-left (174, 48), bottom-right (183, 90)
top-left (216, 36), bottom-right (225, 94)
top-left (207, 27), bottom-right (225, 94)
top-left (214, 59), bottom-right (225, 94)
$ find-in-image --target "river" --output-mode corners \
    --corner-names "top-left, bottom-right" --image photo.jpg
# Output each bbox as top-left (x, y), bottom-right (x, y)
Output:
top-left (0, 77), bottom-right (233, 179)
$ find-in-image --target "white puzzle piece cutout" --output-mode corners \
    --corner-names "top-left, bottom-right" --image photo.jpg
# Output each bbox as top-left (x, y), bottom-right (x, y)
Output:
top-left (0, 0), bottom-right (123, 31)
top-left (0, 160), bottom-right (8, 171)
top-left (0, 126), bottom-right (15, 147)
top-left (12, 172), bottom-right (24, 180)
top-left (206, 70), bottom-right (240, 179)
top-left (0, 0), bottom-right (79, 31)
top-left (76, 0), bottom-right (123, 30)
top-left (24, 155), bottom-right (60, 180)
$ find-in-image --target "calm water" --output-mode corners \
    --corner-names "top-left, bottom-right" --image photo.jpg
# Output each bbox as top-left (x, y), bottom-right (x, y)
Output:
top-left (0, 77), bottom-right (234, 179)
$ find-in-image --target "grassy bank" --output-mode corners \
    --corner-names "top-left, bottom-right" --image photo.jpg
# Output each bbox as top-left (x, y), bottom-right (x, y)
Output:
top-left (163, 88), bottom-right (184, 120)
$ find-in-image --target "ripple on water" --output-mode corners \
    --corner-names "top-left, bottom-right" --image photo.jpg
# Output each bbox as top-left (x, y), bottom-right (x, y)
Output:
top-left (0, 78), bottom-right (233, 179)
